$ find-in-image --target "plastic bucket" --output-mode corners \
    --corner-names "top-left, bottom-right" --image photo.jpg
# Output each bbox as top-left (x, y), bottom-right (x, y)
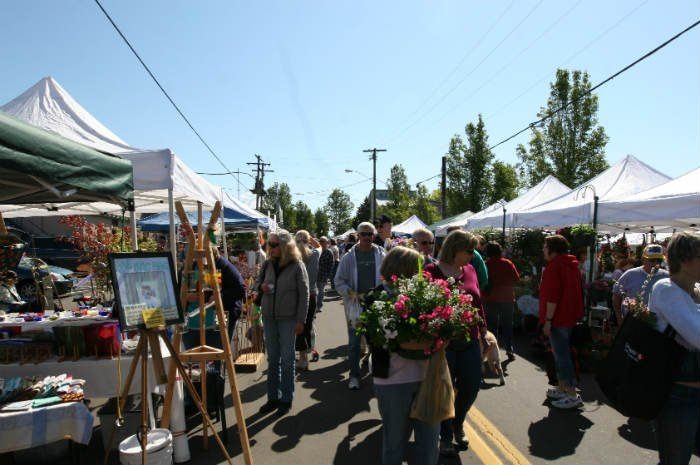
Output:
top-left (119, 428), bottom-right (173, 465)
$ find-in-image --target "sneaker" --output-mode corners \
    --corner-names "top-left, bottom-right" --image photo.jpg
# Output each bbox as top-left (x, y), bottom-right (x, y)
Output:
top-left (276, 401), bottom-right (292, 415)
top-left (310, 350), bottom-right (319, 362)
top-left (551, 394), bottom-right (584, 409)
top-left (454, 429), bottom-right (469, 450)
top-left (439, 440), bottom-right (458, 457)
top-left (296, 360), bottom-right (309, 371)
top-left (259, 399), bottom-right (279, 414)
top-left (348, 377), bottom-right (360, 390)
top-left (546, 387), bottom-right (568, 400)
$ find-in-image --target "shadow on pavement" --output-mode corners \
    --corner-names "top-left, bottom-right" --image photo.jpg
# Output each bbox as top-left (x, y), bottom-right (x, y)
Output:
top-left (269, 355), bottom-right (373, 452)
top-left (332, 419), bottom-right (382, 465)
top-left (617, 417), bottom-right (657, 451)
top-left (528, 406), bottom-right (594, 459)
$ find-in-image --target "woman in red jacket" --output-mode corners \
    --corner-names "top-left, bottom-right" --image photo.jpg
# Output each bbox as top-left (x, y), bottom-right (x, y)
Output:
top-left (539, 234), bottom-right (584, 409)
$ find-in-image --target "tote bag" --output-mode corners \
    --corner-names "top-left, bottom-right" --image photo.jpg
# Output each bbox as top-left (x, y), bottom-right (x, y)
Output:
top-left (596, 313), bottom-right (685, 420)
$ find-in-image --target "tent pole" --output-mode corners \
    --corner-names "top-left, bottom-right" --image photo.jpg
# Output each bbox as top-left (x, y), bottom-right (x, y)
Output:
top-left (588, 195), bottom-right (599, 286)
top-left (220, 188), bottom-right (228, 260)
top-left (130, 209), bottom-right (139, 251)
top-left (169, 189), bottom-right (176, 265)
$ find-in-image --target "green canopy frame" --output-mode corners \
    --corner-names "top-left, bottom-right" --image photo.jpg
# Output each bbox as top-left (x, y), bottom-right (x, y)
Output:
top-left (0, 111), bottom-right (133, 208)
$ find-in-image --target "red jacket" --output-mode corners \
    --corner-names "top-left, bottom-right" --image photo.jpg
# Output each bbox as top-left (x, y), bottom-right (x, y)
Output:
top-left (538, 254), bottom-right (584, 327)
top-left (483, 257), bottom-right (520, 303)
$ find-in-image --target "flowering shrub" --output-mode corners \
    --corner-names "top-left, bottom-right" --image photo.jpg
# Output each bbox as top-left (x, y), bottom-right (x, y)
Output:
top-left (357, 266), bottom-right (482, 354)
top-left (386, 236), bottom-right (414, 251)
top-left (622, 266), bottom-right (660, 327)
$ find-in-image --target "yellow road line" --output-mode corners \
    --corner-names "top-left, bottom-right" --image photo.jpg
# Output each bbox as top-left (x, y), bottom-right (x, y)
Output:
top-left (464, 422), bottom-right (504, 465)
top-left (467, 407), bottom-right (533, 465)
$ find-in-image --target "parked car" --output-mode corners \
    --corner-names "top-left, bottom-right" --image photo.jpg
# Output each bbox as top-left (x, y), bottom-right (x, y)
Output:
top-left (13, 256), bottom-right (75, 300)
top-left (6, 227), bottom-right (86, 270)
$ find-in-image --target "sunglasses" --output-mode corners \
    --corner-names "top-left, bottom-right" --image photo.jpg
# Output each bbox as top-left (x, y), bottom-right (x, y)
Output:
top-left (359, 232), bottom-right (374, 237)
top-left (268, 242), bottom-right (280, 248)
top-left (419, 240), bottom-right (435, 246)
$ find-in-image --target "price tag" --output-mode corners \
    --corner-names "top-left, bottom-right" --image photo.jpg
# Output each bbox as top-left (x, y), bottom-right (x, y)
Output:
top-left (142, 308), bottom-right (165, 329)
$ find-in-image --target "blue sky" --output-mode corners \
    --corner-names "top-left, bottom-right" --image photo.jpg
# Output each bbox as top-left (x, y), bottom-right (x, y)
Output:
top-left (1, 0), bottom-right (698, 213)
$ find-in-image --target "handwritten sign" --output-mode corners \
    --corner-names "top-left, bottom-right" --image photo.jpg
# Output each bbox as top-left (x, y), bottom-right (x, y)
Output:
top-left (142, 308), bottom-right (165, 329)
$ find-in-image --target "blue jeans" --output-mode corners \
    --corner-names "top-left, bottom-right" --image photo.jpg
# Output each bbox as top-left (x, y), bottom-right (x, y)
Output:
top-left (655, 383), bottom-right (700, 465)
top-left (374, 382), bottom-right (440, 465)
top-left (316, 280), bottom-right (326, 310)
top-left (348, 325), bottom-right (361, 378)
top-left (549, 326), bottom-right (576, 388)
top-left (263, 318), bottom-right (297, 403)
top-left (440, 341), bottom-right (482, 442)
top-left (485, 302), bottom-right (514, 352)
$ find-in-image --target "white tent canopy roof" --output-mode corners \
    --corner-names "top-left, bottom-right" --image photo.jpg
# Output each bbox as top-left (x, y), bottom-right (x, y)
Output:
top-left (0, 77), bottom-right (251, 217)
top-left (335, 228), bottom-right (356, 240)
top-left (467, 175), bottom-right (570, 230)
top-left (513, 155), bottom-right (671, 229)
top-left (392, 215), bottom-right (427, 235)
top-left (596, 166), bottom-right (700, 232)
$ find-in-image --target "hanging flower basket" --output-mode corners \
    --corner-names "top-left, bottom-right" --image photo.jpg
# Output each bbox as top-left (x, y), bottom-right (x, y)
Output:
top-left (572, 233), bottom-right (596, 249)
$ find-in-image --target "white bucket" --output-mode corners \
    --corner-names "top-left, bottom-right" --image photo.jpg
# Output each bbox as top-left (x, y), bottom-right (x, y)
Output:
top-left (119, 428), bottom-right (173, 465)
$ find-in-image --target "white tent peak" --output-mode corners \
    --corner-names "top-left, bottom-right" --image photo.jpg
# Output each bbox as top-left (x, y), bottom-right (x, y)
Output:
top-left (392, 215), bottom-right (427, 235)
top-left (0, 76), bottom-right (136, 154)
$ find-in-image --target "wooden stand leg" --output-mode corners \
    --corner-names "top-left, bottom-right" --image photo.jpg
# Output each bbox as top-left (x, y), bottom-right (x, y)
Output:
top-left (159, 332), bottom-right (234, 465)
top-left (140, 338), bottom-right (149, 465)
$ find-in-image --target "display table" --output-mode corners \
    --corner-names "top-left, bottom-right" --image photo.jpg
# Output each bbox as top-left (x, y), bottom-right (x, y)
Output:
top-left (1, 340), bottom-right (170, 398)
top-left (0, 401), bottom-right (93, 453)
top-left (0, 315), bottom-right (115, 331)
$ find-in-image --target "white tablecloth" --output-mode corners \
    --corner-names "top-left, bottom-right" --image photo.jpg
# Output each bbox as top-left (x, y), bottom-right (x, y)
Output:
top-left (0, 401), bottom-right (93, 453)
top-left (0, 315), bottom-right (116, 331)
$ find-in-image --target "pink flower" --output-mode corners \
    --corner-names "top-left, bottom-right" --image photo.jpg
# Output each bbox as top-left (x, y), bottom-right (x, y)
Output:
top-left (423, 271), bottom-right (433, 280)
top-left (391, 274), bottom-right (398, 283)
top-left (394, 301), bottom-right (405, 312)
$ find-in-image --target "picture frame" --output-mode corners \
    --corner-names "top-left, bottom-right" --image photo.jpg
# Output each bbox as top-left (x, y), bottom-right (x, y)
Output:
top-left (109, 252), bottom-right (184, 331)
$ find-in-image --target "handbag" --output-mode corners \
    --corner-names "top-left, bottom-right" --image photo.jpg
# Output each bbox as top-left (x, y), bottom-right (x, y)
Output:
top-left (596, 313), bottom-right (686, 420)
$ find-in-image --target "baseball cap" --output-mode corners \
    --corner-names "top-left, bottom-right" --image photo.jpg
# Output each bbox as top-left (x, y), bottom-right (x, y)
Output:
top-left (642, 244), bottom-right (664, 260)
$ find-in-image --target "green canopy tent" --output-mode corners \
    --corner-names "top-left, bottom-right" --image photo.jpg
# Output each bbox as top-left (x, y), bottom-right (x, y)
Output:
top-left (0, 111), bottom-right (133, 208)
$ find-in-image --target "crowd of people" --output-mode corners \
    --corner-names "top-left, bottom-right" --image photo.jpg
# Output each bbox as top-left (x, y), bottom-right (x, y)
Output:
top-left (187, 216), bottom-right (699, 465)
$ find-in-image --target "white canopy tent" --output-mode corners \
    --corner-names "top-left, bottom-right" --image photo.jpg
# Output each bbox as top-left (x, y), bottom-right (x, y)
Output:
top-left (466, 175), bottom-right (570, 230)
top-left (335, 228), bottom-right (356, 240)
top-left (0, 77), bottom-right (273, 257)
top-left (596, 166), bottom-right (700, 232)
top-left (513, 155), bottom-right (671, 230)
top-left (433, 210), bottom-right (474, 237)
top-left (392, 215), bottom-right (427, 236)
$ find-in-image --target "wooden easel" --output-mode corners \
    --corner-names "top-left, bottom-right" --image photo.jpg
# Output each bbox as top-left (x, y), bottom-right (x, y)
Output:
top-left (159, 200), bottom-right (253, 465)
top-left (103, 326), bottom-right (234, 465)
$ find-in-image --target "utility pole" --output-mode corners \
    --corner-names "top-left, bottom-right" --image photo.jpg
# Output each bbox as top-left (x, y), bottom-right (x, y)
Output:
top-left (441, 156), bottom-right (447, 218)
top-left (363, 148), bottom-right (386, 221)
top-left (247, 154), bottom-right (273, 210)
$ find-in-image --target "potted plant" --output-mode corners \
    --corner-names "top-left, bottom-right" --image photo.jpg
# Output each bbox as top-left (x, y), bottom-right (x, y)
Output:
top-left (570, 224), bottom-right (597, 248)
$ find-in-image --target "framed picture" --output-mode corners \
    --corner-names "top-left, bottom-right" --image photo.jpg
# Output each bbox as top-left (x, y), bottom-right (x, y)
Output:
top-left (109, 252), bottom-right (184, 331)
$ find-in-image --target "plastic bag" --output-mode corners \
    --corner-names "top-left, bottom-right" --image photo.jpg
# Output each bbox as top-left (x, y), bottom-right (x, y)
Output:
top-left (409, 348), bottom-right (455, 425)
top-left (346, 298), bottom-right (362, 328)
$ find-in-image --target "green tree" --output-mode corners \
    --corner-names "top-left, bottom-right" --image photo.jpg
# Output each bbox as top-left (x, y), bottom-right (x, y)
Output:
top-left (445, 114), bottom-right (494, 214)
top-left (411, 184), bottom-right (439, 225)
top-left (314, 208), bottom-right (330, 237)
top-left (488, 161), bottom-right (520, 204)
top-left (294, 201), bottom-right (315, 233)
top-left (262, 182), bottom-right (296, 230)
top-left (384, 164), bottom-right (412, 223)
top-left (324, 189), bottom-right (354, 235)
top-left (516, 68), bottom-right (609, 188)
top-left (353, 195), bottom-right (372, 228)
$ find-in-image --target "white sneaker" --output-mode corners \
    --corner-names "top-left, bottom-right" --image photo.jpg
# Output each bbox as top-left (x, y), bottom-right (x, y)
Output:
top-left (551, 394), bottom-right (583, 409)
top-left (348, 377), bottom-right (360, 390)
top-left (546, 387), bottom-right (568, 400)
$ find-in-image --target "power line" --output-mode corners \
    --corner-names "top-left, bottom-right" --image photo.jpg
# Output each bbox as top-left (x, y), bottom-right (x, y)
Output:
top-left (92, 0), bottom-right (239, 187)
top-left (486, 0), bottom-right (649, 121)
top-left (387, 0), bottom-right (516, 137)
top-left (489, 18), bottom-right (700, 151)
top-left (386, 0), bottom-right (544, 145)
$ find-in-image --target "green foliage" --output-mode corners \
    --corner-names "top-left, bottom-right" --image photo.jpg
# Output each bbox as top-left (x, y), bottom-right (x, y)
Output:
top-left (353, 195), bottom-right (372, 228)
top-left (516, 69), bottom-right (609, 188)
top-left (226, 232), bottom-right (257, 253)
top-left (489, 161), bottom-right (519, 204)
top-left (411, 184), bottom-right (439, 225)
top-left (507, 229), bottom-right (546, 277)
top-left (314, 208), bottom-right (330, 237)
top-left (470, 228), bottom-right (502, 244)
top-left (446, 115), bottom-right (494, 215)
top-left (262, 183), bottom-right (296, 230)
top-left (570, 224), bottom-right (596, 236)
top-left (294, 201), bottom-right (315, 232)
top-left (325, 189), bottom-right (354, 236)
top-left (384, 164), bottom-right (412, 223)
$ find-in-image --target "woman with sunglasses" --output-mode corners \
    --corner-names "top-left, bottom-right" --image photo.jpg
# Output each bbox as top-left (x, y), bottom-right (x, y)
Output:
top-left (423, 229), bottom-right (490, 457)
top-left (255, 229), bottom-right (309, 415)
